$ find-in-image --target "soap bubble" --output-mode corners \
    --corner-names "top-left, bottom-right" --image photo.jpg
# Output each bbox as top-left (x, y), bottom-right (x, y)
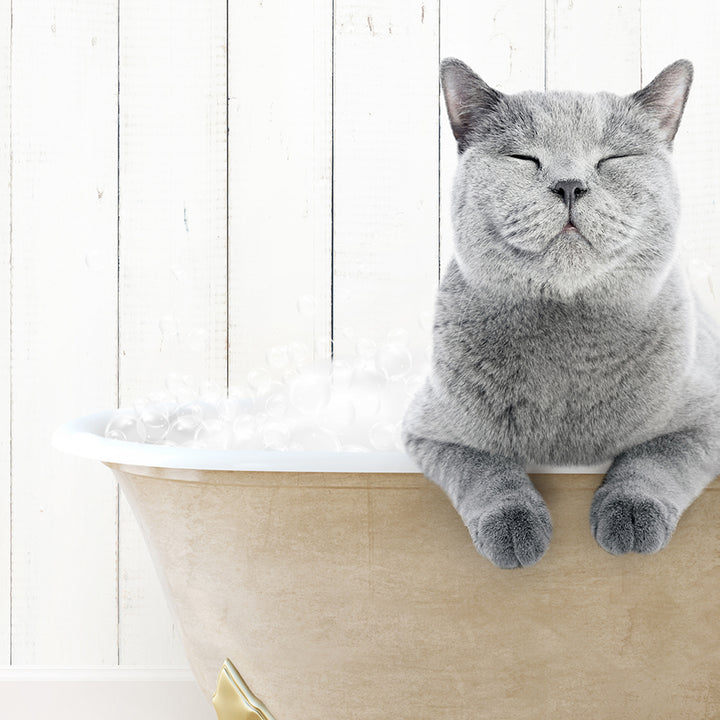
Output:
top-left (369, 422), bottom-right (399, 451)
top-left (376, 342), bottom-right (412, 380)
top-left (262, 421), bottom-right (290, 450)
top-left (193, 399), bottom-right (220, 421)
top-left (194, 418), bottom-right (233, 449)
top-left (404, 373), bottom-right (425, 398)
top-left (174, 401), bottom-right (203, 419)
top-left (137, 409), bottom-right (170, 444)
top-left (228, 386), bottom-right (255, 414)
top-left (318, 393), bottom-right (355, 432)
top-left (281, 367), bottom-right (299, 385)
top-left (289, 370), bottom-right (331, 415)
top-left (418, 310), bottom-right (433, 332)
top-left (342, 443), bottom-right (371, 453)
top-left (338, 326), bottom-right (357, 346)
top-left (247, 368), bottom-right (272, 394)
top-left (166, 413), bottom-right (203, 445)
top-left (356, 337), bottom-right (377, 360)
top-left (319, 393), bottom-right (355, 432)
top-left (349, 364), bottom-right (385, 419)
top-left (288, 422), bottom-right (341, 452)
top-left (105, 412), bottom-right (138, 442)
top-left (105, 324), bottom-right (429, 453)
top-left (288, 341), bottom-right (310, 369)
top-left (265, 391), bottom-right (288, 419)
top-left (331, 359), bottom-right (353, 389)
top-left (165, 372), bottom-right (196, 403)
top-left (386, 328), bottom-right (409, 345)
top-left (380, 381), bottom-right (411, 419)
top-left (218, 396), bottom-right (242, 422)
top-left (233, 414), bottom-right (259, 448)
top-left (199, 379), bottom-right (224, 405)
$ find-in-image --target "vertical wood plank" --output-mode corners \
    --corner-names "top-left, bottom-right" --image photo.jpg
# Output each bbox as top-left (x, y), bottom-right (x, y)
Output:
top-left (227, 0), bottom-right (332, 384)
top-left (333, 0), bottom-right (439, 365)
top-left (11, 0), bottom-right (118, 664)
top-left (0, 0), bottom-right (10, 665)
top-left (118, 0), bottom-right (227, 665)
top-left (440, 0), bottom-right (545, 271)
top-left (545, 0), bottom-right (641, 93)
top-left (641, 0), bottom-right (720, 322)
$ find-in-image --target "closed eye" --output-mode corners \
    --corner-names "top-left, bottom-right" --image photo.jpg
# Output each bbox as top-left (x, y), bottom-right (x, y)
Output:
top-left (596, 153), bottom-right (643, 169)
top-left (508, 154), bottom-right (541, 169)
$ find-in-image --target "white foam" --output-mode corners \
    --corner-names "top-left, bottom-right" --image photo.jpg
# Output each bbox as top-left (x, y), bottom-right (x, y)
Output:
top-left (105, 336), bottom-right (429, 452)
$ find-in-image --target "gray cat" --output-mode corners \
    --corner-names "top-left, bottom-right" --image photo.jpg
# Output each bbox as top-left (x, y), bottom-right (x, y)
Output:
top-left (402, 58), bottom-right (720, 569)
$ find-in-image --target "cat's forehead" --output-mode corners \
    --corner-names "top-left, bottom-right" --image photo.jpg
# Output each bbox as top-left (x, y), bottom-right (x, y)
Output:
top-left (492, 90), bottom-right (650, 151)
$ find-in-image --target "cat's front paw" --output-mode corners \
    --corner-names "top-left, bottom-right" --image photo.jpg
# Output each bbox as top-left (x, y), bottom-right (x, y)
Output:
top-left (468, 497), bottom-right (552, 569)
top-left (590, 488), bottom-right (679, 555)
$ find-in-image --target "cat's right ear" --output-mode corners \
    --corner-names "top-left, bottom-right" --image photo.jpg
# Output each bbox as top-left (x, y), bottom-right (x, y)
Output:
top-left (441, 58), bottom-right (503, 152)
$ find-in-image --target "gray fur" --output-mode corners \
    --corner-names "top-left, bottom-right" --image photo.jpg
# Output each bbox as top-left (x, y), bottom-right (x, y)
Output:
top-left (402, 58), bottom-right (720, 568)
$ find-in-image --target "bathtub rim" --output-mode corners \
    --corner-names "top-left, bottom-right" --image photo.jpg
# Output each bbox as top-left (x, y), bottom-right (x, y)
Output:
top-left (53, 409), bottom-right (612, 475)
top-left (52, 409), bottom-right (422, 473)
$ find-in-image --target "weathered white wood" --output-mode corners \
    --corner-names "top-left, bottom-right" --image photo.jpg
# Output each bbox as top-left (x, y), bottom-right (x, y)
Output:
top-left (440, 0), bottom-right (546, 271)
top-left (0, 0), bottom-right (10, 666)
top-left (546, 0), bottom-right (641, 93)
top-left (227, 0), bottom-right (332, 384)
top-left (11, 0), bottom-right (118, 663)
top-left (642, 0), bottom-right (720, 322)
top-left (118, 0), bottom-right (227, 665)
top-left (333, 1), bottom-right (439, 366)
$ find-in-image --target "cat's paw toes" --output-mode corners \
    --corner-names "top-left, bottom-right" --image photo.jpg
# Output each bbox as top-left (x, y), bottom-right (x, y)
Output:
top-left (469, 499), bottom-right (552, 569)
top-left (590, 490), bottom-right (678, 555)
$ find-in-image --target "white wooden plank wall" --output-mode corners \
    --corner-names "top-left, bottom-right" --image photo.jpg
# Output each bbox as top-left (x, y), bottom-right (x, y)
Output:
top-left (228, 0), bottom-right (332, 384)
top-left (0, 0), bottom-right (9, 667)
top-left (545, 0), bottom-right (641, 93)
top-left (2, 0), bottom-right (720, 681)
top-left (333, 0), bottom-right (439, 366)
top-left (11, 1), bottom-right (119, 664)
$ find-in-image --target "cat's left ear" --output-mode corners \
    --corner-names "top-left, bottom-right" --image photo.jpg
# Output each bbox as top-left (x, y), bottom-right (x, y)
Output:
top-left (631, 60), bottom-right (693, 144)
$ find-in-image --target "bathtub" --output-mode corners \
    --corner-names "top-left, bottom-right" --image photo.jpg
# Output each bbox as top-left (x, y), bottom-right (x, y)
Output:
top-left (53, 410), bottom-right (720, 719)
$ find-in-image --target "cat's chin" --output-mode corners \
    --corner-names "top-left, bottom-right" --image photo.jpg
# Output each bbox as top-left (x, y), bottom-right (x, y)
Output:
top-left (533, 235), bottom-right (604, 297)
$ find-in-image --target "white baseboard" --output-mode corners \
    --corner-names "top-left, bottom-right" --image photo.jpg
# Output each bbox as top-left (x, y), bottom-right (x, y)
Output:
top-left (0, 667), bottom-right (216, 720)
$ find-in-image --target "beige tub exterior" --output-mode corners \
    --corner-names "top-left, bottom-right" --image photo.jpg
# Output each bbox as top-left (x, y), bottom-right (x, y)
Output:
top-left (108, 461), bottom-right (720, 720)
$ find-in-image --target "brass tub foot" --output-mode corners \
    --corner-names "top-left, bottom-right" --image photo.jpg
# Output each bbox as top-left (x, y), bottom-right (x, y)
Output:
top-left (212, 659), bottom-right (276, 720)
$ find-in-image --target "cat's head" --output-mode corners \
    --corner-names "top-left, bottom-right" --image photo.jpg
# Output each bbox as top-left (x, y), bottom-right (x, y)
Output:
top-left (442, 58), bottom-right (693, 298)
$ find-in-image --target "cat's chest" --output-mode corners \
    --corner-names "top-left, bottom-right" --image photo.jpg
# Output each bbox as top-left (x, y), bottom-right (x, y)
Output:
top-left (436, 300), bottom-right (686, 461)
top-left (456, 316), bottom-right (598, 414)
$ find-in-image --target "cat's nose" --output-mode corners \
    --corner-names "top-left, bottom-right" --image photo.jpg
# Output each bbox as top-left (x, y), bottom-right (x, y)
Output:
top-left (551, 179), bottom-right (587, 210)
